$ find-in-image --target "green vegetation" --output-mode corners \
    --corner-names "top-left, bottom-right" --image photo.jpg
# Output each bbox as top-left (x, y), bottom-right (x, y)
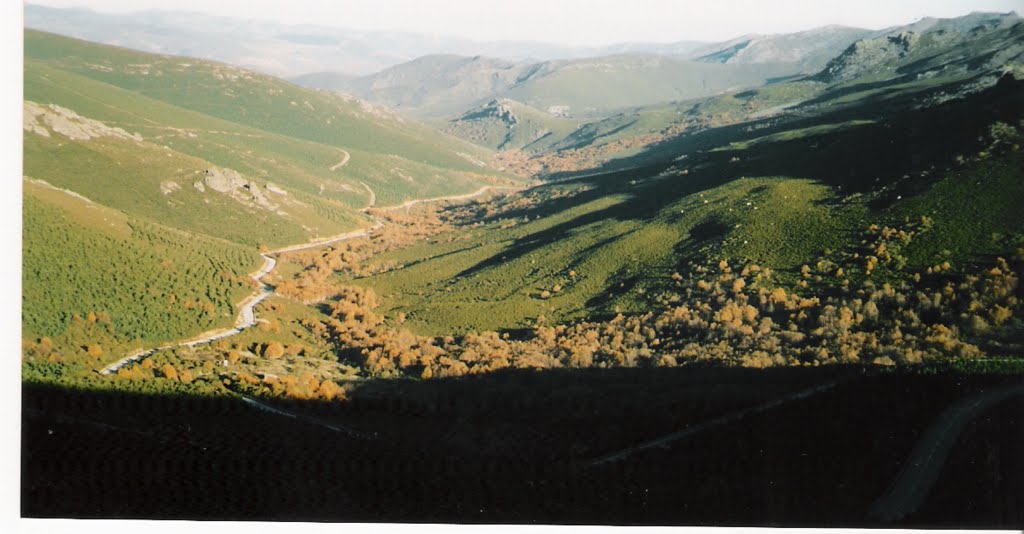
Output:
top-left (21, 14), bottom-right (1024, 397)
top-left (896, 147), bottom-right (1024, 268)
top-left (441, 99), bottom-right (582, 152)
top-left (24, 30), bottom-right (499, 183)
top-left (20, 29), bottom-right (517, 383)
top-left (23, 180), bottom-right (260, 350)
top-left (353, 175), bottom-right (863, 335)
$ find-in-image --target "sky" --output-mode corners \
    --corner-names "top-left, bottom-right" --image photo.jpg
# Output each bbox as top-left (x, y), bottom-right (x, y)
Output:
top-left (27, 0), bottom-right (1024, 45)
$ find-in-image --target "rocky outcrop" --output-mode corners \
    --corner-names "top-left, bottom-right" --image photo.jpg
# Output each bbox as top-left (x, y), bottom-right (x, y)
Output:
top-left (23, 101), bottom-right (143, 142)
top-left (816, 31), bottom-right (920, 82)
top-left (266, 182), bottom-right (289, 196)
top-left (159, 181), bottom-right (181, 195)
top-left (202, 167), bottom-right (248, 193)
top-left (198, 166), bottom-right (290, 211)
top-left (458, 99), bottom-right (519, 126)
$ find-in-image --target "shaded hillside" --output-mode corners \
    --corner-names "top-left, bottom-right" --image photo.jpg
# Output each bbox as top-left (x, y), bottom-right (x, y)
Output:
top-left (816, 12), bottom-right (1022, 83)
top-left (354, 68), bottom-right (1024, 341)
top-left (503, 12), bottom-right (1024, 178)
top-left (22, 368), bottom-right (1024, 525)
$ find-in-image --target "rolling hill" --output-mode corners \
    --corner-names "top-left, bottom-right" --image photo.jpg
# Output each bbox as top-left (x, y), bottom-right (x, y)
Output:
top-left (22, 29), bottom-right (516, 362)
top-left (345, 13), bottom-right (1024, 342)
top-left (487, 11), bottom-right (1024, 176)
top-left (691, 25), bottom-right (872, 71)
top-left (24, 3), bottom-right (711, 77)
top-left (441, 98), bottom-right (582, 152)
top-left (19, 8), bottom-right (1024, 527)
top-left (316, 52), bottom-right (803, 119)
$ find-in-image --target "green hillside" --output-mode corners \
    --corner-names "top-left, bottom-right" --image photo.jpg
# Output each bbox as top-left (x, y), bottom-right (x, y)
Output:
top-left (20, 13), bottom-right (1024, 390)
top-left (24, 30), bottom-right (515, 209)
top-left (352, 69), bottom-right (1024, 337)
top-left (332, 53), bottom-right (804, 120)
top-left (23, 180), bottom-right (261, 351)
top-left (21, 29), bottom-right (519, 370)
top-left (441, 98), bottom-right (582, 152)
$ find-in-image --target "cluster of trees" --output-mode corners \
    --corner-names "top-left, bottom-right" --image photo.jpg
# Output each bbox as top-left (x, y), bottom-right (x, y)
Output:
top-left (264, 195), bottom-right (1023, 383)
top-left (273, 204), bottom-right (459, 304)
top-left (92, 336), bottom-right (347, 402)
top-left (227, 370), bottom-right (347, 401)
top-left (287, 243), bottom-right (1021, 379)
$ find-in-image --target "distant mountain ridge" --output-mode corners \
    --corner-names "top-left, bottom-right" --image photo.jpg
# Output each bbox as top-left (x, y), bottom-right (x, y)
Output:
top-left (310, 53), bottom-right (802, 119)
top-left (25, 3), bottom-right (717, 77)
top-left (815, 11), bottom-right (1023, 83)
top-left (26, 3), bottom-right (871, 79)
top-left (692, 25), bottom-right (874, 70)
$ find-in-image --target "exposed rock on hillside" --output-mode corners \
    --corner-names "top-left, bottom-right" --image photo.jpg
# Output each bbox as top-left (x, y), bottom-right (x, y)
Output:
top-left (816, 32), bottom-right (921, 82)
top-left (198, 167), bottom-right (291, 213)
top-left (816, 13), bottom-right (1024, 84)
top-left (443, 98), bottom-right (580, 152)
top-left (202, 167), bottom-right (248, 193)
top-left (460, 99), bottom-right (519, 126)
top-left (23, 101), bottom-right (143, 142)
top-left (694, 26), bottom-right (873, 72)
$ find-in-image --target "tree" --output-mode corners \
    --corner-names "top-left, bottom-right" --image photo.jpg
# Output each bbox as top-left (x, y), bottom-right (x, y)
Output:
top-left (264, 341), bottom-right (285, 359)
top-left (161, 363), bottom-right (179, 381)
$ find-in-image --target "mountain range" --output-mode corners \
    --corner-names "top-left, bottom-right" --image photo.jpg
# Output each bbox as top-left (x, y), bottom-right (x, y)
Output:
top-left (19, 7), bottom-right (1024, 524)
top-left (23, 3), bottom-right (868, 79)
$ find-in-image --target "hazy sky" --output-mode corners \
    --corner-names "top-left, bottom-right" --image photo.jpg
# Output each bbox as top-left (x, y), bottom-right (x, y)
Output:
top-left (25, 0), bottom-right (1024, 45)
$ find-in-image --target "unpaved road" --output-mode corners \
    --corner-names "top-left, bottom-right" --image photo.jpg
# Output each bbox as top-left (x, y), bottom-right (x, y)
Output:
top-left (329, 149), bottom-right (351, 171)
top-left (360, 181), bottom-right (375, 209)
top-left (239, 395), bottom-right (375, 439)
top-left (589, 381), bottom-right (840, 467)
top-left (868, 383), bottom-right (1024, 522)
top-left (99, 218), bottom-right (382, 376)
top-left (375, 185), bottom-right (521, 212)
top-left (99, 181), bottom-right (521, 375)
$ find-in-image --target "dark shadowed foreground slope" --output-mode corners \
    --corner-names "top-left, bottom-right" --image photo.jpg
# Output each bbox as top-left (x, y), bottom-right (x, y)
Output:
top-left (22, 365), bottom-right (1024, 526)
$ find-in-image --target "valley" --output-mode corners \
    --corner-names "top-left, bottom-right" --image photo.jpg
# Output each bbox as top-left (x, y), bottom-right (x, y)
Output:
top-left (18, 7), bottom-right (1024, 526)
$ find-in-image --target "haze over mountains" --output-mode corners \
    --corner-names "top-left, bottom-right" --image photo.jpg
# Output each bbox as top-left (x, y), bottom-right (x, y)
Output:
top-left (23, 3), bottom-right (712, 77)
top-left (21, 3), bottom-right (890, 80)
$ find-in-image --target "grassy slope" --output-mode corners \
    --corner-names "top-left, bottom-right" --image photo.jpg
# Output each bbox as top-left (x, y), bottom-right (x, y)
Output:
top-left (23, 129), bottom-right (352, 248)
top-left (502, 57), bottom-right (798, 114)
top-left (354, 73), bottom-right (1024, 336)
top-left (441, 100), bottom-right (582, 152)
top-left (23, 180), bottom-right (261, 347)
top-left (24, 30), bottom-right (518, 206)
top-left (356, 172), bottom-right (861, 336)
top-left (20, 30), bottom-right (521, 364)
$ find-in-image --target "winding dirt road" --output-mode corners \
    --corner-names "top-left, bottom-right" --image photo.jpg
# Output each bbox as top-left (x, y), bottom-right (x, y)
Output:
top-left (329, 149), bottom-right (351, 171)
top-left (97, 181), bottom-right (519, 375)
top-left (868, 382), bottom-right (1024, 522)
top-left (378, 185), bottom-right (521, 212)
top-left (360, 181), bottom-right (375, 209)
top-left (97, 170), bottom-right (529, 377)
top-left (98, 219), bottom-right (382, 376)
